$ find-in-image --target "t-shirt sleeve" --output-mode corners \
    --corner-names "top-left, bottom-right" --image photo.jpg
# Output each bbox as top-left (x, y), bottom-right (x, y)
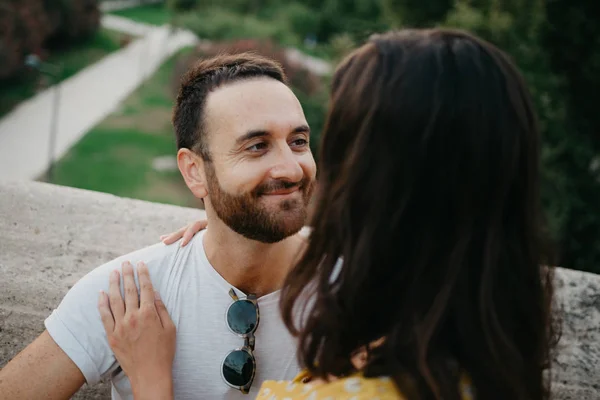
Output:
top-left (44, 242), bottom-right (177, 385)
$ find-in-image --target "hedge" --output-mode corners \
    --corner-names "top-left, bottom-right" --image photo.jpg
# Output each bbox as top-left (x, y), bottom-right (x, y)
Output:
top-left (0, 0), bottom-right (100, 79)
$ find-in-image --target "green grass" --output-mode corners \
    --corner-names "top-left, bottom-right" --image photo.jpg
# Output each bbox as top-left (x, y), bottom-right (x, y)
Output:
top-left (110, 3), bottom-right (172, 26)
top-left (51, 48), bottom-right (198, 207)
top-left (0, 29), bottom-right (124, 117)
top-left (52, 127), bottom-right (176, 193)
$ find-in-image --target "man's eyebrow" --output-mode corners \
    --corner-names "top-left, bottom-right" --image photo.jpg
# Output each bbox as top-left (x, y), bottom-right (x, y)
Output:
top-left (236, 130), bottom-right (269, 145)
top-left (236, 125), bottom-right (310, 145)
top-left (293, 125), bottom-right (311, 134)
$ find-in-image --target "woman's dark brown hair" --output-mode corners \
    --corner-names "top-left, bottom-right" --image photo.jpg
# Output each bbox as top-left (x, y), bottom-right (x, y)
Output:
top-left (280, 29), bottom-right (558, 400)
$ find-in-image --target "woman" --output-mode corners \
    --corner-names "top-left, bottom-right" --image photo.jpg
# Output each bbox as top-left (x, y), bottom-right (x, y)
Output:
top-left (98, 28), bottom-right (557, 399)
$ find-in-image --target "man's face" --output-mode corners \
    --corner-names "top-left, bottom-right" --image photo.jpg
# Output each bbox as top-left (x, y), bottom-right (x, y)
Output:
top-left (202, 77), bottom-right (316, 243)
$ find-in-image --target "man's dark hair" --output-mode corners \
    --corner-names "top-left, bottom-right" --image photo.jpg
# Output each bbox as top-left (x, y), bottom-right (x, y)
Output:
top-left (172, 52), bottom-right (288, 161)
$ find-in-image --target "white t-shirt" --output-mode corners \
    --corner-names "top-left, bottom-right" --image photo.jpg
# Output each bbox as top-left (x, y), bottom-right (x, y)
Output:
top-left (45, 229), bottom-right (300, 399)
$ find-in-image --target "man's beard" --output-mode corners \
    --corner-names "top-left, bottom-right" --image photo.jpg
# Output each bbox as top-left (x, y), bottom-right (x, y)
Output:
top-left (205, 163), bottom-right (314, 243)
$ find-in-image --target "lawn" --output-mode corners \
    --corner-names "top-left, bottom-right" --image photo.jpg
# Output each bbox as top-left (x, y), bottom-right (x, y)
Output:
top-left (0, 29), bottom-right (125, 117)
top-left (50, 49), bottom-right (199, 208)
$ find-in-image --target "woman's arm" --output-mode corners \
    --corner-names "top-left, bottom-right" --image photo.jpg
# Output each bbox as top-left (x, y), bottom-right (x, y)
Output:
top-left (98, 262), bottom-right (176, 400)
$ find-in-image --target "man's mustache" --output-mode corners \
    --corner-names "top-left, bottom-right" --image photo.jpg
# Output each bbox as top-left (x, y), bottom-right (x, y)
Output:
top-left (255, 178), bottom-right (310, 196)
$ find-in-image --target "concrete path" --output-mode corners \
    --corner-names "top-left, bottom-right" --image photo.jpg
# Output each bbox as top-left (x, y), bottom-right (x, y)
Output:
top-left (0, 15), bottom-right (198, 181)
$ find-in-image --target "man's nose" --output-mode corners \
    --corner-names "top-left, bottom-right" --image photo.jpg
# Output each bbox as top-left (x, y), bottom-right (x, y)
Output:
top-left (269, 146), bottom-right (304, 183)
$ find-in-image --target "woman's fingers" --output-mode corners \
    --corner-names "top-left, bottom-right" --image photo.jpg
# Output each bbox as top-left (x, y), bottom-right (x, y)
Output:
top-left (137, 262), bottom-right (155, 306)
top-left (154, 291), bottom-right (174, 330)
top-left (181, 220), bottom-right (208, 247)
top-left (161, 220), bottom-right (208, 246)
top-left (108, 269), bottom-right (125, 320)
top-left (98, 291), bottom-right (115, 333)
top-left (122, 262), bottom-right (139, 312)
top-left (161, 226), bottom-right (188, 245)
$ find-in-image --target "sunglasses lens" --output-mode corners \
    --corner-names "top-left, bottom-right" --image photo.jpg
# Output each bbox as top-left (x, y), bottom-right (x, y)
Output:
top-left (227, 300), bottom-right (258, 335)
top-left (223, 349), bottom-right (255, 387)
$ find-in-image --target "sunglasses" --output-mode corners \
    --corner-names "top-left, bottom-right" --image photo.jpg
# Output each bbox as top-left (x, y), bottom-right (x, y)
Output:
top-left (221, 288), bottom-right (259, 394)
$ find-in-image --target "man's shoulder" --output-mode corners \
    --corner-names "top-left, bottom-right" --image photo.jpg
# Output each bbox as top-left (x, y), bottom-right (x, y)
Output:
top-left (96, 241), bottom-right (180, 273)
top-left (87, 235), bottom-right (201, 284)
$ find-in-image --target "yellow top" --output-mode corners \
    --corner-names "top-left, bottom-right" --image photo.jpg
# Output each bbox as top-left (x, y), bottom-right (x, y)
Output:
top-left (256, 371), bottom-right (474, 400)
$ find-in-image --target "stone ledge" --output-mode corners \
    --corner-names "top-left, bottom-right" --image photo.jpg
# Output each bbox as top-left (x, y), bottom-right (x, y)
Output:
top-left (0, 180), bottom-right (598, 398)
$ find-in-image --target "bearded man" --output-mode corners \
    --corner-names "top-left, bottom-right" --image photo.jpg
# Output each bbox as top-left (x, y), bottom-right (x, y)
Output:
top-left (0, 53), bottom-right (316, 400)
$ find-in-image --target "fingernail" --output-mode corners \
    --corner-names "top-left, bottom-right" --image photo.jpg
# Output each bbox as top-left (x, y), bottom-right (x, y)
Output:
top-left (111, 270), bottom-right (119, 279)
top-left (154, 290), bottom-right (161, 301)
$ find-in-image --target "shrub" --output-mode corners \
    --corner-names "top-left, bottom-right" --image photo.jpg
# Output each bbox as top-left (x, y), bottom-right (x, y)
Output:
top-left (280, 2), bottom-right (319, 41)
top-left (297, 0), bottom-right (389, 42)
top-left (166, 0), bottom-right (197, 11)
top-left (175, 7), bottom-right (296, 45)
top-left (0, 0), bottom-right (52, 79)
top-left (45, 0), bottom-right (100, 43)
top-left (0, 0), bottom-right (100, 80)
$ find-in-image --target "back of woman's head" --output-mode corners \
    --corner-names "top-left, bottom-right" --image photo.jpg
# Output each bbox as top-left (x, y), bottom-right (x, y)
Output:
top-left (281, 29), bottom-right (557, 400)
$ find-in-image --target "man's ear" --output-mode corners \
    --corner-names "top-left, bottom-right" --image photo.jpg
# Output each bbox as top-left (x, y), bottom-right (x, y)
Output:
top-left (177, 148), bottom-right (208, 199)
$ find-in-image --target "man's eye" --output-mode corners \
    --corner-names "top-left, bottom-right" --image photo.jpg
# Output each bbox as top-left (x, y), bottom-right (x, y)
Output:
top-left (291, 138), bottom-right (308, 147)
top-left (248, 143), bottom-right (268, 152)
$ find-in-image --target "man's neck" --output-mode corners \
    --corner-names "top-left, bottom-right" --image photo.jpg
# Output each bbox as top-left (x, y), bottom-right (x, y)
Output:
top-left (203, 222), bottom-right (306, 297)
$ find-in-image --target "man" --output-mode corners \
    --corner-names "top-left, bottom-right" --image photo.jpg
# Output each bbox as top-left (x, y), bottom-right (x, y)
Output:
top-left (0, 53), bottom-right (316, 399)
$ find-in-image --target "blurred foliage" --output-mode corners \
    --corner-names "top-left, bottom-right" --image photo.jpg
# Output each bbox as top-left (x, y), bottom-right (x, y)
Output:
top-left (175, 8), bottom-right (297, 45)
top-left (0, 28), bottom-right (122, 117)
top-left (169, 0), bottom-right (387, 55)
top-left (0, 0), bottom-right (101, 80)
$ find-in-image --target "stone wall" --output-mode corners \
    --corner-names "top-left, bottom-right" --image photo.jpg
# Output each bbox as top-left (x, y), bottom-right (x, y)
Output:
top-left (0, 180), bottom-right (598, 399)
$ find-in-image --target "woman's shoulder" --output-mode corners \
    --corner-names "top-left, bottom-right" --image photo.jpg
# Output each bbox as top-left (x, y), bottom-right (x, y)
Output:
top-left (256, 374), bottom-right (403, 400)
top-left (257, 372), bottom-right (475, 400)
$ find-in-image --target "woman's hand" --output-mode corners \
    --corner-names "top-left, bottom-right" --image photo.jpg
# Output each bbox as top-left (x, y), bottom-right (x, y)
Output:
top-left (98, 261), bottom-right (176, 400)
top-left (160, 220), bottom-right (208, 247)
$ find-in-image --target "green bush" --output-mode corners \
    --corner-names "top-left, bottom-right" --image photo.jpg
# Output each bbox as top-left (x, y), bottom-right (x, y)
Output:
top-left (543, 0), bottom-right (600, 270)
top-left (383, 0), bottom-right (452, 27)
top-left (176, 7), bottom-right (296, 45)
top-left (0, 0), bottom-right (100, 80)
top-left (297, 0), bottom-right (389, 42)
top-left (167, 0), bottom-right (197, 11)
top-left (280, 2), bottom-right (319, 40)
top-left (45, 0), bottom-right (100, 43)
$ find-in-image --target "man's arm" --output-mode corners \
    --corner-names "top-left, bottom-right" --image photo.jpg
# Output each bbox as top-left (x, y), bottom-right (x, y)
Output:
top-left (0, 330), bottom-right (85, 400)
